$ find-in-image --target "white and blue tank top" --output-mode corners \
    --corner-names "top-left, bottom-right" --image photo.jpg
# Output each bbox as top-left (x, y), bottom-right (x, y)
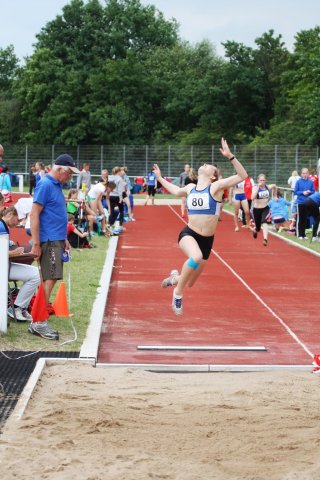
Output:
top-left (186, 185), bottom-right (221, 216)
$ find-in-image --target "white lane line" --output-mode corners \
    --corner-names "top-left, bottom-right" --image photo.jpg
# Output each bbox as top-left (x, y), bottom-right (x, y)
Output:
top-left (167, 204), bottom-right (314, 360)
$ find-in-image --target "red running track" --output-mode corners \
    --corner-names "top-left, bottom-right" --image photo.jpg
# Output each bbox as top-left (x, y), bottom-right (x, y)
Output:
top-left (98, 205), bottom-right (320, 366)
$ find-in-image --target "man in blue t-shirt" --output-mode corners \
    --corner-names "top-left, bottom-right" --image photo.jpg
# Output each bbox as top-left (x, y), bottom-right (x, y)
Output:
top-left (294, 168), bottom-right (315, 239)
top-left (29, 154), bottom-right (80, 340)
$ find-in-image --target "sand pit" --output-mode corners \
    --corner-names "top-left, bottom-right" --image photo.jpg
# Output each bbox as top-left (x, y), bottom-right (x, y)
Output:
top-left (0, 363), bottom-right (320, 480)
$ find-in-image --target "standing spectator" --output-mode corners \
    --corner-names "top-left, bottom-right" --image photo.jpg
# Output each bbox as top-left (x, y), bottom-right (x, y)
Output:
top-left (108, 166), bottom-right (124, 228)
top-left (144, 168), bottom-right (157, 206)
top-left (241, 175), bottom-right (255, 226)
top-left (251, 174), bottom-right (277, 246)
top-left (0, 206), bottom-right (40, 322)
top-left (34, 162), bottom-right (46, 186)
top-left (179, 164), bottom-right (190, 218)
top-left (0, 166), bottom-right (12, 192)
top-left (287, 170), bottom-right (300, 219)
top-left (288, 170), bottom-right (300, 193)
top-left (29, 165), bottom-right (36, 195)
top-left (77, 163), bottom-right (91, 193)
top-left (30, 154), bottom-right (80, 340)
top-left (304, 191), bottom-right (320, 241)
top-left (309, 168), bottom-right (319, 192)
top-left (122, 166), bottom-right (134, 215)
top-left (0, 144), bottom-right (6, 174)
top-left (294, 168), bottom-right (315, 240)
top-left (231, 180), bottom-right (251, 232)
top-left (119, 168), bottom-right (135, 220)
top-left (184, 168), bottom-right (198, 186)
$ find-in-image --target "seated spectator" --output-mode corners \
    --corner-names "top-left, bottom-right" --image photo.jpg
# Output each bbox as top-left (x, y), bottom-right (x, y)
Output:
top-left (0, 206), bottom-right (40, 322)
top-left (14, 196), bottom-right (33, 236)
top-left (67, 213), bottom-right (92, 248)
top-left (0, 192), bottom-right (4, 213)
top-left (268, 189), bottom-right (292, 232)
top-left (66, 188), bottom-right (97, 236)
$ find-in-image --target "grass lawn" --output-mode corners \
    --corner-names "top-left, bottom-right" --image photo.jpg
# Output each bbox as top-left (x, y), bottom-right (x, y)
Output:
top-left (0, 236), bottom-right (109, 352)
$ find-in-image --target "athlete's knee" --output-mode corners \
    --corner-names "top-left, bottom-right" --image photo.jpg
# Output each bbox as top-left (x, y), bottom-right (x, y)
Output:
top-left (186, 257), bottom-right (201, 270)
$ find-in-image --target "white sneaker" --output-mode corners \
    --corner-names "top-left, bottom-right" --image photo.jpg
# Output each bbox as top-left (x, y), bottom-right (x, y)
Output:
top-left (172, 289), bottom-right (183, 316)
top-left (7, 306), bottom-right (29, 322)
top-left (161, 270), bottom-right (179, 288)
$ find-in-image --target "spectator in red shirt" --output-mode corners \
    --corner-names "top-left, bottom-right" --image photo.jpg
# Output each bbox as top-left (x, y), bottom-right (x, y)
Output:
top-left (309, 169), bottom-right (319, 191)
top-left (67, 213), bottom-right (92, 248)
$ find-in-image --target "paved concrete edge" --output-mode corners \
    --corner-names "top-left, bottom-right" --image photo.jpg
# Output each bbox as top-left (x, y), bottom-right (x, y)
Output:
top-left (95, 363), bottom-right (313, 372)
top-left (79, 236), bottom-right (119, 361)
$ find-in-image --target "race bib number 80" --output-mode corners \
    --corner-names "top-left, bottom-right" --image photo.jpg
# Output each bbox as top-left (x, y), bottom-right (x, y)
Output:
top-left (187, 193), bottom-right (210, 210)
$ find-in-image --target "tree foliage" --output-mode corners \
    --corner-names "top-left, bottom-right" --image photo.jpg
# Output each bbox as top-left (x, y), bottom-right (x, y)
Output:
top-left (0, 1), bottom-right (319, 145)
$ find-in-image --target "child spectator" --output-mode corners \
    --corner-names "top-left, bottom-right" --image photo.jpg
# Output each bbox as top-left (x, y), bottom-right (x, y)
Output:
top-left (67, 188), bottom-right (97, 238)
top-left (268, 189), bottom-right (291, 232)
top-left (67, 213), bottom-right (92, 248)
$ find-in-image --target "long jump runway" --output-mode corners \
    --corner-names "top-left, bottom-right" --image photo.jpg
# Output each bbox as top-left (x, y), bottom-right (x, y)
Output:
top-left (98, 205), bottom-right (320, 368)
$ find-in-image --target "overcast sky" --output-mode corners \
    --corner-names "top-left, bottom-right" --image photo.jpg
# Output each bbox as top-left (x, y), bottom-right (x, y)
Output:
top-left (1, 0), bottom-right (319, 61)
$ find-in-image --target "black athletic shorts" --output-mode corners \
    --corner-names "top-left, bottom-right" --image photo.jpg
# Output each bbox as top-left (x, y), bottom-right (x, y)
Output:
top-left (178, 225), bottom-right (214, 260)
top-left (147, 185), bottom-right (156, 196)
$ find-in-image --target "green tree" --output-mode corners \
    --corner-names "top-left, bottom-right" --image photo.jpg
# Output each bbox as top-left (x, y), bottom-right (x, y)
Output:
top-left (0, 45), bottom-right (23, 142)
top-left (15, 0), bottom-right (179, 144)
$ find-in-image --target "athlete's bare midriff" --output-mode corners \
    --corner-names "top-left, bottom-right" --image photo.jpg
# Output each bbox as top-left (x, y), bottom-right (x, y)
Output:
top-left (188, 214), bottom-right (219, 237)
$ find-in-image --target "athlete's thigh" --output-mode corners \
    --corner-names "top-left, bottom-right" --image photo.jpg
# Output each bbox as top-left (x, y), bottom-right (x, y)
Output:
top-left (233, 199), bottom-right (240, 214)
top-left (179, 235), bottom-right (202, 260)
top-left (240, 199), bottom-right (249, 213)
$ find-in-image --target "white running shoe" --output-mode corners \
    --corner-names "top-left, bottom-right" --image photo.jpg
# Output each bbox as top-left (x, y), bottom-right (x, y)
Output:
top-left (172, 289), bottom-right (183, 316)
top-left (161, 270), bottom-right (179, 288)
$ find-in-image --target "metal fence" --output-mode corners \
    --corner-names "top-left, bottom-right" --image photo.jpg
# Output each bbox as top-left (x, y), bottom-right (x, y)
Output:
top-left (2, 144), bottom-right (320, 186)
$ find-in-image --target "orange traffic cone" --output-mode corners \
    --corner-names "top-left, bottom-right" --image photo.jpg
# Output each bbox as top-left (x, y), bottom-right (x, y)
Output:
top-left (53, 281), bottom-right (69, 317)
top-left (31, 283), bottom-right (49, 322)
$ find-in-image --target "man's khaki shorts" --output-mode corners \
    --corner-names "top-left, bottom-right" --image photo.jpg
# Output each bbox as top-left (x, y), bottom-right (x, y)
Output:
top-left (40, 240), bottom-right (65, 281)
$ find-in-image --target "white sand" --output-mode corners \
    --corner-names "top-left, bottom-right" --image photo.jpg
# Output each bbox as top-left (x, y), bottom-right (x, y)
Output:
top-left (0, 363), bottom-right (320, 480)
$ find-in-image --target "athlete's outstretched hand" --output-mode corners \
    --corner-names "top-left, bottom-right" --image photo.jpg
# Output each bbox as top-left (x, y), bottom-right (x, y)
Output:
top-left (152, 164), bottom-right (162, 179)
top-left (219, 137), bottom-right (234, 160)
